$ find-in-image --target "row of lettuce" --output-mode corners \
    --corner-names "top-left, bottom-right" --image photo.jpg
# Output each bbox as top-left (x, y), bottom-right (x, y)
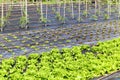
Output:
top-left (1, 38), bottom-right (120, 80)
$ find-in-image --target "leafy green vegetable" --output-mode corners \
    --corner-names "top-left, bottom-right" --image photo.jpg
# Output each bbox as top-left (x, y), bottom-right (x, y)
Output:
top-left (1, 37), bottom-right (120, 79)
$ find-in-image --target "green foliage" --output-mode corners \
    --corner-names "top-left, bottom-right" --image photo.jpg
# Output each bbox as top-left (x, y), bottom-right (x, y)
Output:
top-left (19, 16), bottom-right (29, 28)
top-left (55, 12), bottom-right (65, 22)
top-left (28, 53), bottom-right (40, 60)
top-left (82, 11), bottom-right (88, 17)
top-left (1, 37), bottom-right (120, 79)
top-left (40, 16), bottom-right (47, 24)
top-left (91, 15), bottom-right (98, 21)
top-left (16, 55), bottom-right (27, 62)
top-left (2, 58), bottom-right (14, 66)
top-left (0, 17), bottom-right (7, 28)
top-left (104, 14), bottom-right (110, 20)
top-left (77, 17), bottom-right (83, 22)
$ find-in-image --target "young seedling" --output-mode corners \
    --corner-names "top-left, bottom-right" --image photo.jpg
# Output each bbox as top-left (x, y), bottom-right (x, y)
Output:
top-left (40, 15), bottom-right (47, 26)
top-left (85, 0), bottom-right (88, 18)
top-left (63, 0), bottom-right (66, 24)
top-left (57, 0), bottom-right (61, 13)
top-left (118, 0), bottom-right (120, 18)
top-left (39, 0), bottom-right (47, 26)
top-left (91, 15), bottom-right (98, 21)
top-left (77, 0), bottom-right (82, 22)
top-left (98, 0), bottom-right (101, 16)
top-left (55, 12), bottom-right (64, 23)
top-left (36, 1), bottom-right (40, 14)
top-left (45, 0), bottom-right (48, 22)
top-left (95, 0), bottom-right (97, 16)
top-left (104, 14), bottom-right (109, 20)
top-left (71, 0), bottom-right (74, 19)
top-left (107, 0), bottom-right (111, 19)
top-left (0, 1), bottom-right (5, 32)
top-left (19, 0), bottom-right (29, 29)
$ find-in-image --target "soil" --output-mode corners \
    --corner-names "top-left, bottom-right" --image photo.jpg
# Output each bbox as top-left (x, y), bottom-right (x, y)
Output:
top-left (0, 3), bottom-right (120, 59)
top-left (93, 70), bottom-right (120, 80)
top-left (0, 3), bottom-right (119, 32)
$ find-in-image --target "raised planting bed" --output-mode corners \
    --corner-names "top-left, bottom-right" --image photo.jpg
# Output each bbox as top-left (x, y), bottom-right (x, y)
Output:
top-left (0, 2), bottom-right (120, 32)
top-left (0, 20), bottom-right (120, 58)
top-left (1, 37), bottom-right (120, 79)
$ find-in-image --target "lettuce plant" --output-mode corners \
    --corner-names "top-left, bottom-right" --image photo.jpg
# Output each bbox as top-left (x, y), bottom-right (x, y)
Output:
top-left (1, 37), bottom-right (120, 79)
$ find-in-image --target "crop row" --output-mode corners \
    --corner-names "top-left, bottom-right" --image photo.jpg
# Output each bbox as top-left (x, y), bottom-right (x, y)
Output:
top-left (0, 0), bottom-right (120, 31)
top-left (0, 20), bottom-right (119, 58)
top-left (1, 37), bottom-right (120, 79)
